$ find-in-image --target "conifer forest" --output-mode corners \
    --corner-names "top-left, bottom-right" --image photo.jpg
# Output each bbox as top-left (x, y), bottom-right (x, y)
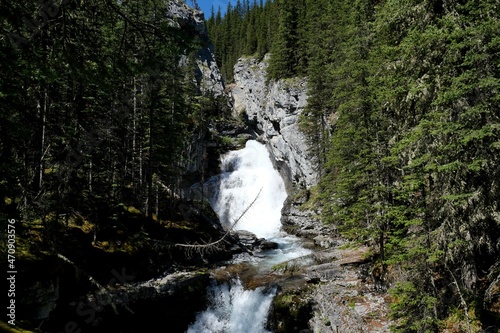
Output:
top-left (208, 0), bottom-right (499, 330)
top-left (1, 0), bottom-right (500, 332)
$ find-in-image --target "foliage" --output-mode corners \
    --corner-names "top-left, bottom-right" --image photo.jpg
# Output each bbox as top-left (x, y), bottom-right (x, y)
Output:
top-left (207, 0), bottom-right (278, 82)
top-left (0, 0), bottom-right (227, 246)
top-left (209, 0), bottom-right (500, 330)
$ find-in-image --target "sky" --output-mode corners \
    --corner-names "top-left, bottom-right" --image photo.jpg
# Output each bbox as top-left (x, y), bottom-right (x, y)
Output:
top-left (193, 0), bottom-right (238, 18)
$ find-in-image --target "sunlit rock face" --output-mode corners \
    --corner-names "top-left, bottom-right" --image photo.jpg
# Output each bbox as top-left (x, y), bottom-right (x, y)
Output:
top-left (231, 55), bottom-right (318, 192)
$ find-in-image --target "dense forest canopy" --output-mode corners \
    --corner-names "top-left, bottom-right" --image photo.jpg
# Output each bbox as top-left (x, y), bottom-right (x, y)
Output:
top-left (208, 0), bottom-right (500, 331)
top-left (206, 0), bottom-right (278, 82)
top-left (0, 0), bottom-right (229, 234)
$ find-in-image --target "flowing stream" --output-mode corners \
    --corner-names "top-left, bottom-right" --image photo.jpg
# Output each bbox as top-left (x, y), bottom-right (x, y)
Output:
top-left (187, 140), bottom-right (310, 333)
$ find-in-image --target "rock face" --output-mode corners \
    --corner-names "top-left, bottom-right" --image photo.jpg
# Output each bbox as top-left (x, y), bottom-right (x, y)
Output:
top-left (306, 249), bottom-right (390, 333)
top-left (195, 43), bottom-right (225, 97)
top-left (166, 0), bottom-right (206, 34)
top-left (231, 55), bottom-right (318, 191)
top-left (266, 247), bottom-right (390, 333)
top-left (165, 0), bottom-right (230, 191)
top-left (281, 195), bottom-right (337, 244)
top-left (167, 0), bottom-right (224, 97)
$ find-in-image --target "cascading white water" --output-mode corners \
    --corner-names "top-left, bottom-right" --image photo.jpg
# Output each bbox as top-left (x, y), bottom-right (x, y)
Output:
top-left (187, 140), bottom-right (310, 333)
top-left (186, 279), bottom-right (275, 333)
top-left (209, 140), bottom-right (287, 239)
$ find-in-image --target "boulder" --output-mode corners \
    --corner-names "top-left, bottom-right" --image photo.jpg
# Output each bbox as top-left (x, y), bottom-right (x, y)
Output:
top-left (260, 241), bottom-right (280, 250)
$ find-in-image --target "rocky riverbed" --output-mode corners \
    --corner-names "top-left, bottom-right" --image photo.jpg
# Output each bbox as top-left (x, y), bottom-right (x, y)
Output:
top-left (268, 221), bottom-right (392, 333)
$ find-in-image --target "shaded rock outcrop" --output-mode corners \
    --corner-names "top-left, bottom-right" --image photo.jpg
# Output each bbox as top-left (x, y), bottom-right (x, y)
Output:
top-left (484, 272), bottom-right (500, 322)
top-left (43, 270), bottom-right (210, 333)
top-left (166, 0), bottom-right (246, 193)
top-left (167, 0), bottom-right (224, 97)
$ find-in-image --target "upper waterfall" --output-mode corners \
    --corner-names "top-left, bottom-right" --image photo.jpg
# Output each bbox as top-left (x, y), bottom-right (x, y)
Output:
top-left (209, 140), bottom-right (287, 239)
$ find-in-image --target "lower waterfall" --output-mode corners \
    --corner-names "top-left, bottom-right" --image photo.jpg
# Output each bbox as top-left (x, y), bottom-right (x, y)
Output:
top-left (186, 279), bottom-right (276, 333)
top-left (187, 140), bottom-right (310, 333)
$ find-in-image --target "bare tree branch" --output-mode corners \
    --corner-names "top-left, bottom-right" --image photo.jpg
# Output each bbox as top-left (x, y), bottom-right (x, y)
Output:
top-left (446, 264), bottom-right (472, 333)
top-left (175, 188), bottom-right (263, 255)
top-left (57, 253), bottom-right (134, 315)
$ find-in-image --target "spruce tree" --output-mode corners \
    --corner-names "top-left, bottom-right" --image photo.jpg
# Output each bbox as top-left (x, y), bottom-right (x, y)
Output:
top-left (268, 0), bottom-right (298, 79)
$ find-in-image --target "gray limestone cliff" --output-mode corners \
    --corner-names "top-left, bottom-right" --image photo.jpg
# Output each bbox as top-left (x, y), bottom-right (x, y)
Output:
top-left (231, 55), bottom-right (318, 192)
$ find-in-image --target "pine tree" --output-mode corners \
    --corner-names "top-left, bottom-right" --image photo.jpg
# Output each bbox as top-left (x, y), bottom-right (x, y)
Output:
top-left (268, 0), bottom-right (298, 79)
top-left (300, 0), bottom-right (335, 176)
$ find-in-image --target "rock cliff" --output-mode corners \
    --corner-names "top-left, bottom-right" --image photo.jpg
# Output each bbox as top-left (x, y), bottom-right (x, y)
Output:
top-left (167, 0), bottom-right (225, 97)
top-left (166, 0), bottom-right (234, 190)
top-left (231, 55), bottom-right (318, 191)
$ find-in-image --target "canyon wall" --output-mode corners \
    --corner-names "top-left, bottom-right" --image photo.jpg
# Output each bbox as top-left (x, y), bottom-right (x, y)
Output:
top-left (231, 55), bottom-right (318, 192)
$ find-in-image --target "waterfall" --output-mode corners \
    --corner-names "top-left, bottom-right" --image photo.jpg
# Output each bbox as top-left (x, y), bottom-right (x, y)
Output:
top-left (187, 140), bottom-right (308, 333)
top-left (186, 279), bottom-right (276, 333)
top-left (209, 140), bottom-right (287, 239)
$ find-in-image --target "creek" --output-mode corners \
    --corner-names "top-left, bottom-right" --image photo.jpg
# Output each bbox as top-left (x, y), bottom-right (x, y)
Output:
top-left (187, 140), bottom-right (311, 333)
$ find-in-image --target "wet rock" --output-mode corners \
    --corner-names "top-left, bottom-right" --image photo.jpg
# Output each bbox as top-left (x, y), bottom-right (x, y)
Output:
top-left (306, 277), bottom-right (321, 284)
top-left (282, 205), bottom-right (321, 238)
top-left (313, 235), bottom-right (338, 249)
top-left (233, 230), bottom-right (259, 247)
top-left (281, 197), bottom-right (340, 250)
top-left (57, 271), bottom-right (211, 333)
top-left (229, 230), bottom-right (281, 253)
top-left (260, 241), bottom-right (280, 250)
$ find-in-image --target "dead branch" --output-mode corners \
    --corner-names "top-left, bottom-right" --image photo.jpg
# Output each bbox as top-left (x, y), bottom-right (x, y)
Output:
top-left (446, 264), bottom-right (472, 333)
top-left (57, 253), bottom-right (134, 315)
top-left (175, 188), bottom-right (262, 256)
top-left (156, 179), bottom-right (180, 199)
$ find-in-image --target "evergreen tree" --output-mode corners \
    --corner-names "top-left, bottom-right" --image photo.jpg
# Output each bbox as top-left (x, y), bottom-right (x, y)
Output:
top-left (0, 0), bottom-right (224, 234)
top-left (267, 0), bottom-right (299, 79)
top-left (300, 0), bottom-right (335, 175)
